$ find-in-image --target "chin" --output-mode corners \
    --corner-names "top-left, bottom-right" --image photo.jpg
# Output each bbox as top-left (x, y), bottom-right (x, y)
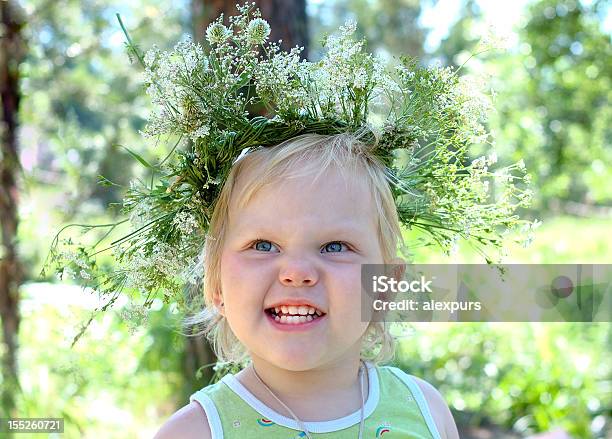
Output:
top-left (261, 346), bottom-right (327, 371)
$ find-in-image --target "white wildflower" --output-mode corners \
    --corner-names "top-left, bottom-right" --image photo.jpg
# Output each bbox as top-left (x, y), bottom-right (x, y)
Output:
top-left (143, 45), bottom-right (161, 67)
top-left (353, 67), bottom-right (368, 89)
top-left (128, 197), bottom-right (155, 229)
top-left (340, 19), bottom-right (357, 36)
top-left (254, 46), bottom-right (308, 113)
top-left (487, 152), bottom-right (498, 166)
top-left (62, 267), bottom-right (76, 280)
top-left (189, 123), bottom-right (210, 141)
top-left (472, 156), bottom-right (487, 169)
top-left (173, 211), bottom-right (199, 235)
top-left (60, 249), bottom-right (89, 271)
top-left (174, 37), bottom-right (206, 74)
top-left (246, 18), bottom-right (270, 45)
top-left (119, 304), bottom-right (149, 334)
top-left (151, 242), bottom-right (185, 278)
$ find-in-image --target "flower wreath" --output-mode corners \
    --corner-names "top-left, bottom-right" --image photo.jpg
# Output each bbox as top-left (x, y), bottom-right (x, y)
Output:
top-left (45, 2), bottom-right (536, 318)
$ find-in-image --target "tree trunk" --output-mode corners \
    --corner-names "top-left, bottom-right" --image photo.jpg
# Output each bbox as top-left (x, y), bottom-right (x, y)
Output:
top-left (0, 0), bottom-right (26, 419)
top-left (192, 0), bottom-right (309, 59)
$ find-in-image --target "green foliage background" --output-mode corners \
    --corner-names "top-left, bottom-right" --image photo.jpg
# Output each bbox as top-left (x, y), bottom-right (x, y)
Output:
top-left (7, 0), bottom-right (612, 438)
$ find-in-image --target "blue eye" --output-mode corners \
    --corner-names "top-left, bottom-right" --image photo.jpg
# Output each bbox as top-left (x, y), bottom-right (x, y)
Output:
top-left (322, 242), bottom-right (347, 253)
top-left (253, 240), bottom-right (277, 252)
top-left (250, 240), bottom-right (349, 253)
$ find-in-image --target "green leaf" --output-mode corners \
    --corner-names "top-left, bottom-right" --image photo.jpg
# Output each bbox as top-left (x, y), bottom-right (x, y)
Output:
top-left (117, 144), bottom-right (160, 171)
top-left (97, 175), bottom-right (123, 188)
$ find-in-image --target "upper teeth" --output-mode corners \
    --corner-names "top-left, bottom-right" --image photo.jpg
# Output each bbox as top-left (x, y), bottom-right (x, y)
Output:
top-left (274, 305), bottom-right (322, 316)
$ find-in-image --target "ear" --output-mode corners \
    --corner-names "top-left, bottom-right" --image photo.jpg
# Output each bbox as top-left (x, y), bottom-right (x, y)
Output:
top-left (378, 257), bottom-right (407, 303)
top-left (212, 291), bottom-right (225, 316)
top-left (389, 257), bottom-right (406, 282)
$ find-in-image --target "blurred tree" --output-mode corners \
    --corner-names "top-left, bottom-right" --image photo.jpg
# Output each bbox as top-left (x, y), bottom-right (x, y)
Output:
top-left (308, 0), bottom-right (427, 62)
top-left (435, 0), bottom-right (482, 68)
top-left (398, 323), bottom-right (611, 437)
top-left (0, 0), bottom-right (26, 419)
top-left (517, 0), bottom-right (612, 209)
top-left (20, 1), bottom-right (190, 219)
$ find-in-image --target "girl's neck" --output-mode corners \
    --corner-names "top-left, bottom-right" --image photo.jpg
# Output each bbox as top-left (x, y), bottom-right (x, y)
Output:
top-left (234, 351), bottom-right (369, 422)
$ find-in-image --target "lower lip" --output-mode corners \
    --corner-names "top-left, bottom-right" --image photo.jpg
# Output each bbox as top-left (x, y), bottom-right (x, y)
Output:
top-left (265, 312), bottom-right (326, 332)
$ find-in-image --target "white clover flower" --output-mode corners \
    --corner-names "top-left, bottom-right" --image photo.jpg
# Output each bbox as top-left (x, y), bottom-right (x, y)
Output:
top-left (246, 18), bottom-right (270, 45)
top-left (206, 22), bottom-right (231, 45)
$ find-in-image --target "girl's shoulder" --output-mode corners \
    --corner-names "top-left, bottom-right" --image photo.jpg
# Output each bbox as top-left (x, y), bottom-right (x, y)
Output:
top-left (153, 401), bottom-right (211, 439)
top-left (411, 375), bottom-right (459, 439)
top-left (153, 378), bottom-right (226, 438)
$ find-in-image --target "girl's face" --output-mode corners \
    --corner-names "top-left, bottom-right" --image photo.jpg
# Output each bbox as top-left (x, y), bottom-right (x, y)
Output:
top-left (218, 166), bottom-right (385, 371)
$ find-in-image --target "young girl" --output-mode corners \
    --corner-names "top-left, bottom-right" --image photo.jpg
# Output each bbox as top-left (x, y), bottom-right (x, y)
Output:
top-left (153, 133), bottom-right (460, 439)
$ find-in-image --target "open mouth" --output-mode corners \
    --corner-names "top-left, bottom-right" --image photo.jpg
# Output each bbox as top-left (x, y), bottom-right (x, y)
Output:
top-left (265, 305), bottom-right (326, 325)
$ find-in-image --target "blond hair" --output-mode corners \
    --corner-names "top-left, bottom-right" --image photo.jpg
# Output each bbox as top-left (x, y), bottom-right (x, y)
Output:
top-left (185, 132), bottom-right (406, 365)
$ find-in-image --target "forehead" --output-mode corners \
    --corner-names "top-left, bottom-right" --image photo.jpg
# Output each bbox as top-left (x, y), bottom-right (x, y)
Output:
top-left (228, 165), bottom-right (378, 235)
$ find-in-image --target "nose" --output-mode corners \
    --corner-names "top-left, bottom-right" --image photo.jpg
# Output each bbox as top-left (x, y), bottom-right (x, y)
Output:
top-left (278, 257), bottom-right (319, 287)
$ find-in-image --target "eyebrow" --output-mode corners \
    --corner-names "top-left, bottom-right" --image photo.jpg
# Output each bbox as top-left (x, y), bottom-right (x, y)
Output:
top-left (232, 221), bottom-right (372, 240)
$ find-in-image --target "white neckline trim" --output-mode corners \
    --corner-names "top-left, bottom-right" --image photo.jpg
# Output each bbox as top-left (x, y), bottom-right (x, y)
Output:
top-left (221, 361), bottom-right (380, 433)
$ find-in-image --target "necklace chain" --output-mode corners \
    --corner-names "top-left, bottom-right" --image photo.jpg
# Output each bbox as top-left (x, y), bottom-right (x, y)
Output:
top-left (250, 361), bottom-right (366, 439)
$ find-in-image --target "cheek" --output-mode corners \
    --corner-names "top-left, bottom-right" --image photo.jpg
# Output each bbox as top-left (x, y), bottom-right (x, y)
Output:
top-left (220, 252), bottom-right (249, 297)
top-left (327, 264), bottom-right (363, 309)
top-left (220, 251), bottom-right (273, 301)
top-left (327, 267), bottom-right (369, 342)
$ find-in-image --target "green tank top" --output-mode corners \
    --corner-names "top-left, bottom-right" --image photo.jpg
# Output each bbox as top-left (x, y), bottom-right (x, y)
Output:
top-left (190, 362), bottom-right (442, 439)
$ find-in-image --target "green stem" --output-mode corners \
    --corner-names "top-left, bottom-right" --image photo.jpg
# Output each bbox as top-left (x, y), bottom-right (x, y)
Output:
top-left (116, 14), bottom-right (146, 69)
